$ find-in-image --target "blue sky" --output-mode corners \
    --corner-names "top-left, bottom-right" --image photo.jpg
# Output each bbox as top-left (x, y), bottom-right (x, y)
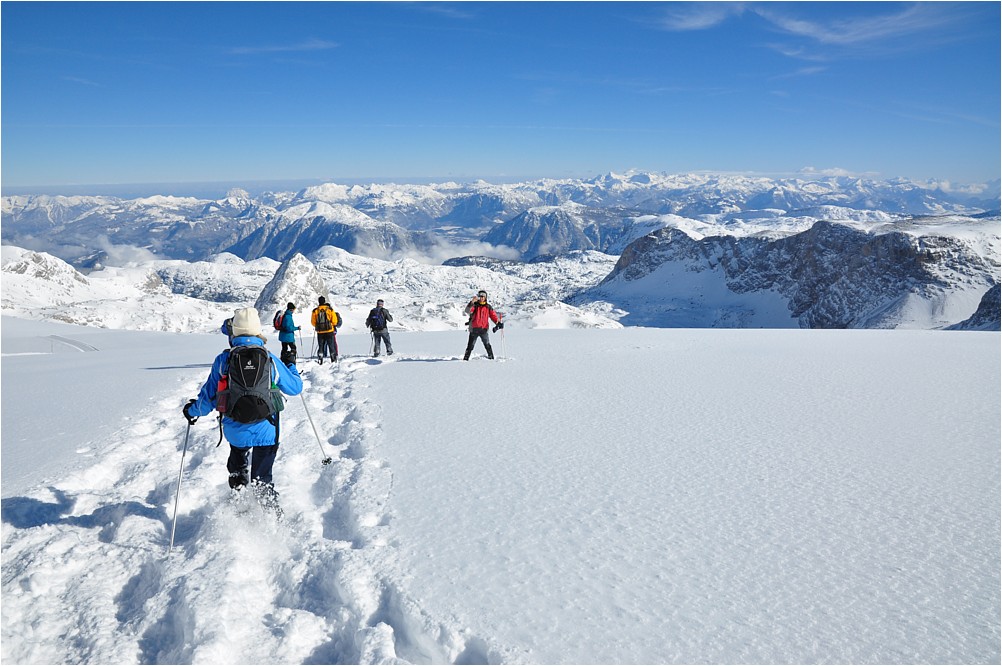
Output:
top-left (2, 1), bottom-right (999, 190)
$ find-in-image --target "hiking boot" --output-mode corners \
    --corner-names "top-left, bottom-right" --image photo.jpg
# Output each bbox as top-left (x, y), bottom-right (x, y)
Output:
top-left (253, 483), bottom-right (283, 520)
top-left (317, 357), bottom-right (324, 365)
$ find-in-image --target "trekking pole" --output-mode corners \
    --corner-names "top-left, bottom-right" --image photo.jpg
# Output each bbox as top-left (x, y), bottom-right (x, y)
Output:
top-left (167, 422), bottom-right (193, 556)
top-left (497, 306), bottom-right (507, 360)
top-left (300, 395), bottom-right (333, 465)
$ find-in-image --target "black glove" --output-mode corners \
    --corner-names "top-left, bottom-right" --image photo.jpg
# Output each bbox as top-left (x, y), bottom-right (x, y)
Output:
top-left (280, 349), bottom-right (297, 366)
top-left (182, 399), bottom-right (198, 425)
top-left (493, 322), bottom-right (504, 332)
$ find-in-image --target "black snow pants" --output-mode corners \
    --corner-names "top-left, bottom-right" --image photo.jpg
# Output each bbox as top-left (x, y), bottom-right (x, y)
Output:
top-left (227, 444), bottom-right (279, 488)
top-left (317, 332), bottom-right (337, 361)
top-left (464, 328), bottom-right (494, 360)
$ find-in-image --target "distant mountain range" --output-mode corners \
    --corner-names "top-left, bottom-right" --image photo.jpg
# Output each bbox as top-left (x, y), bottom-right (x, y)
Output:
top-left (1, 171), bottom-right (999, 331)
top-left (3, 171), bottom-right (998, 267)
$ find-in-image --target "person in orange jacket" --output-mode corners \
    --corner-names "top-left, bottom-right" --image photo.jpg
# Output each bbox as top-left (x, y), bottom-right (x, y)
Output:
top-left (311, 296), bottom-right (340, 364)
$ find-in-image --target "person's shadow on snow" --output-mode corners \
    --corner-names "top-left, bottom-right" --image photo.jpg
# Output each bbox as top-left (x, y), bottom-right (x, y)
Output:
top-left (1, 487), bottom-right (163, 543)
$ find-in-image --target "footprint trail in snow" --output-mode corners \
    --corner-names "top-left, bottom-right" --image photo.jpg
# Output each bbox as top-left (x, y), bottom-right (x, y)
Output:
top-left (1, 354), bottom-right (494, 665)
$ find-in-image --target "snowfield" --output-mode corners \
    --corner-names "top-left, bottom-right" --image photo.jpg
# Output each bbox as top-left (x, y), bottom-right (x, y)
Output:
top-left (2, 316), bottom-right (999, 664)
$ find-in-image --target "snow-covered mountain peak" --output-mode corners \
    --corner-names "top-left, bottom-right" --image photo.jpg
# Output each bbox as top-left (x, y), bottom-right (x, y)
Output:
top-left (277, 200), bottom-right (377, 226)
top-left (131, 194), bottom-right (202, 208)
top-left (298, 182), bottom-right (352, 203)
top-left (1, 247), bottom-right (89, 288)
top-left (254, 252), bottom-right (330, 319)
top-left (208, 252), bottom-right (248, 265)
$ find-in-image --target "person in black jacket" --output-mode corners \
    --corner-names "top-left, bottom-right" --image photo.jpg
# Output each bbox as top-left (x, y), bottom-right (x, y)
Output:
top-left (365, 299), bottom-right (394, 357)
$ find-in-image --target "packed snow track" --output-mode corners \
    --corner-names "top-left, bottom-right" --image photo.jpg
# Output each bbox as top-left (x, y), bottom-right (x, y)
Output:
top-left (1, 353), bottom-right (500, 665)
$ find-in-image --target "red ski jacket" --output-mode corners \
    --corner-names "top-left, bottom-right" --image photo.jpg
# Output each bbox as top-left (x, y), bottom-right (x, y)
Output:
top-left (466, 300), bottom-right (501, 329)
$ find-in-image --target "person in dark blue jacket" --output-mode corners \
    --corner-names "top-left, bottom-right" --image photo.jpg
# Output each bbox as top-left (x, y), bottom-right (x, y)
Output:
top-left (278, 302), bottom-right (300, 359)
top-left (365, 299), bottom-right (394, 357)
top-left (183, 308), bottom-right (303, 507)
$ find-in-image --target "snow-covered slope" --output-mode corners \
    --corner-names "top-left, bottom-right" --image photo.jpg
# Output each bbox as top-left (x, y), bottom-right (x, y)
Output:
top-left (152, 253), bottom-right (281, 302)
top-left (1, 245), bottom-right (621, 333)
top-left (0, 247), bottom-right (236, 331)
top-left (2, 320), bottom-right (999, 664)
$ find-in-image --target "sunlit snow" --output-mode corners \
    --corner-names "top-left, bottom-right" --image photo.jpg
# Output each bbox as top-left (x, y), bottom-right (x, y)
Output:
top-left (2, 316), bottom-right (998, 664)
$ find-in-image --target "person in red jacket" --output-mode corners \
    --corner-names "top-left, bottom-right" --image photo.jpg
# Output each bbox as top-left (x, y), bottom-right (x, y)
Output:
top-left (463, 290), bottom-right (502, 360)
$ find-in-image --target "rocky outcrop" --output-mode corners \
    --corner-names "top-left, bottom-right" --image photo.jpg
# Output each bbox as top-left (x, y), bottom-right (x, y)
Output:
top-left (254, 253), bottom-right (330, 317)
top-left (948, 284), bottom-right (1001, 331)
top-left (577, 220), bottom-right (1000, 329)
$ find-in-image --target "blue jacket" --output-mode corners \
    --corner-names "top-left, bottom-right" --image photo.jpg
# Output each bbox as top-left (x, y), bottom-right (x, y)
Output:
top-left (189, 336), bottom-right (303, 448)
top-left (278, 310), bottom-right (299, 343)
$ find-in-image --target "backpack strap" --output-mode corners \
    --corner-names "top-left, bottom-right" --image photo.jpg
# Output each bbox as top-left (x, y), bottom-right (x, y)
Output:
top-left (267, 356), bottom-right (280, 445)
top-left (269, 413), bottom-right (280, 446)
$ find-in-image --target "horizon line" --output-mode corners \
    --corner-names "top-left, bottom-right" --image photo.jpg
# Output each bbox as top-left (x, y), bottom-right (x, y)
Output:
top-left (2, 169), bottom-right (1000, 198)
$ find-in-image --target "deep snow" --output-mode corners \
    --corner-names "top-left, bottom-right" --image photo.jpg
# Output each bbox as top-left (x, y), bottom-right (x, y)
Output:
top-left (2, 316), bottom-right (999, 664)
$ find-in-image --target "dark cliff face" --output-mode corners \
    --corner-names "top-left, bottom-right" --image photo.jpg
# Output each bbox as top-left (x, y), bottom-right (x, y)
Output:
top-left (483, 207), bottom-right (640, 259)
top-left (589, 221), bottom-right (1000, 329)
top-left (223, 215), bottom-right (423, 262)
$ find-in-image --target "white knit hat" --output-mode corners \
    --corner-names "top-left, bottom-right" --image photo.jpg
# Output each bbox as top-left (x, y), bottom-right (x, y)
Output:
top-left (230, 307), bottom-right (265, 340)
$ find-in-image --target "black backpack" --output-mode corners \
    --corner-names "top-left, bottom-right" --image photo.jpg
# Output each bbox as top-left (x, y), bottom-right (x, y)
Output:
top-left (369, 308), bottom-right (386, 329)
top-left (315, 306), bottom-right (332, 330)
top-left (216, 346), bottom-right (284, 424)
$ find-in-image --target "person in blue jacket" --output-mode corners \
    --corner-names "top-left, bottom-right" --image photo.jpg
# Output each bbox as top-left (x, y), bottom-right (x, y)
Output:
top-left (183, 307), bottom-right (303, 506)
top-left (278, 302), bottom-right (301, 359)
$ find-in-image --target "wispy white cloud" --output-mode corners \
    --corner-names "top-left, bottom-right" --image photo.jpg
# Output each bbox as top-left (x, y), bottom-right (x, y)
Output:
top-left (228, 38), bottom-right (338, 56)
top-left (755, 3), bottom-right (982, 61)
top-left (658, 2), bottom-right (747, 31)
top-left (413, 4), bottom-right (477, 20)
top-left (516, 71), bottom-right (735, 98)
top-left (765, 43), bottom-right (829, 62)
top-left (769, 66), bottom-right (827, 81)
top-left (655, 3), bottom-right (980, 61)
top-left (888, 103), bottom-right (1001, 129)
top-left (811, 94), bottom-right (1001, 130)
top-left (755, 4), bottom-right (956, 47)
top-left (62, 76), bottom-right (103, 87)
top-left (798, 166), bottom-right (878, 178)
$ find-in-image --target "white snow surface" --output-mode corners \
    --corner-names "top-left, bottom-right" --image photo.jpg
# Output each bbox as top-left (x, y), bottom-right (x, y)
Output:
top-left (2, 316), bottom-right (999, 664)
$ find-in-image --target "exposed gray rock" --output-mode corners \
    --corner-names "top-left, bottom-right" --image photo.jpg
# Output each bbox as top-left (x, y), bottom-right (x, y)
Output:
top-left (948, 284), bottom-right (1001, 331)
top-left (255, 253), bottom-right (330, 318)
top-left (576, 220), bottom-right (1000, 329)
